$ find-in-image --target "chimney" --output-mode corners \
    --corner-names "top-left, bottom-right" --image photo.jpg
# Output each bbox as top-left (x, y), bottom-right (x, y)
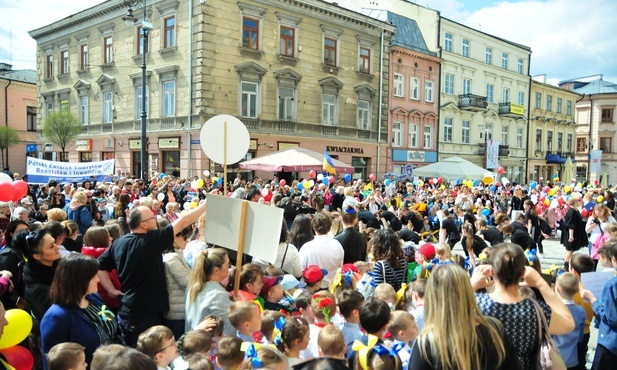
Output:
top-left (0, 63), bottom-right (12, 72)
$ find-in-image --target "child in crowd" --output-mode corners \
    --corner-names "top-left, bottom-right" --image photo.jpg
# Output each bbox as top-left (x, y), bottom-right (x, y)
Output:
top-left (294, 291), bottom-right (314, 324)
top-left (241, 345), bottom-right (287, 370)
top-left (336, 289), bottom-right (365, 358)
top-left (435, 243), bottom-right (452, 263)
top-left (231, 264), bottom-right (265, 311)
top-left (348, 297), bottom-right (392, 367)
top-left (304, 291), bottom-right (337, 360)
top-left (137, 325), bottom-right (179, 370)
top-left (182, 329), bottom-right (212, 357)
top-left (353, 343), bottom-right (403, 370)
top-left (373, 283), bottom-right (397, 309)
top-left (387, 311), bottom-right (419, 370)
top-left (408, 279), bottom-right (426, 331)
top-left (598, 246), bottom-right (615, 272)
top-left (216, 337), bottom-right (244, 370)
top-left (47, 342), bottom-right (87, 370)
top-left (303, 265), bottom-right (327, 294)
top-left (261, 310), bottom-right (286, 344)
top-left (318, 325), bottom-right (347, 359)
top-left (276, 316), bottom-right (310, 367)
top-left (569, 253), bottom-right (596, 369)
top-left (591, 223), bottom-right (617, 270)
top-left (229, 301), bottom-right (262, 343)
top-left (184, 353), bottom-right (214, 370)
top-left (260, 276), bottom-right (288, 314)
top-left (552, 273), bottom-right (586, 370)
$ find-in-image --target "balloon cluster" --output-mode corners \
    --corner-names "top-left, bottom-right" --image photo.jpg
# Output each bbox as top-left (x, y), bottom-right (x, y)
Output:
top-left (0, 174), bottom-right (29, 202)
top-left (0, 309), bottom-right (34, 370)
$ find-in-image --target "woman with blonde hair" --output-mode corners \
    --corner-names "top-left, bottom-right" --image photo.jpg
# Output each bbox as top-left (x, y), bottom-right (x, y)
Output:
top-left (61, 220), bottom-right (82, 253)
top-left (63, 191), bottom-right (93, 235)
top-left (410, 264), bottom-right (519, 370)
top-left (328, 212), bottom-right (344, 237)
top-left (47, 208), bottom-right (68, 223)
top-left (185, 248), bottom-right (234, 336)
top-left (586, 202), bottom-right (616, 269)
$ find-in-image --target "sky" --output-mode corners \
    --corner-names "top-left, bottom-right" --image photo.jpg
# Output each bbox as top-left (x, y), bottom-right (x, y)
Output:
top-left (1, 0), bottom-right (616, 86)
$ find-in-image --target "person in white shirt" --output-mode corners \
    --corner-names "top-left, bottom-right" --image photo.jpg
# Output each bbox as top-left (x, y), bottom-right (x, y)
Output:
top-left (298, 213), bottom-right (344, 289)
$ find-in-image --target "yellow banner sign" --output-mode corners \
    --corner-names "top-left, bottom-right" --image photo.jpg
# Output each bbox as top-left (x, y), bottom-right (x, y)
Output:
top-left (510, 104), bottom-right (525, 115)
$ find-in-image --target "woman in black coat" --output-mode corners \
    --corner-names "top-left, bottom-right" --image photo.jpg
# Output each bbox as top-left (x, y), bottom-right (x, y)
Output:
top-left (561, 195), bottom-right (588, 271)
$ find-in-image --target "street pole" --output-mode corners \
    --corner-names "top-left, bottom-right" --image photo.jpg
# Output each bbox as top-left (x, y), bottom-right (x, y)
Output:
top-left (140, 2), bottom-right (148, 181)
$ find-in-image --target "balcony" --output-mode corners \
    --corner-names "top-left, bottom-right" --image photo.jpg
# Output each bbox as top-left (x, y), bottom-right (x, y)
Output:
top-left (499, 102), bottom-right (525, 118)
top-left (478, 143), bottom-right (510, 156)
top-left (458, 94), bottom-right (488, 111)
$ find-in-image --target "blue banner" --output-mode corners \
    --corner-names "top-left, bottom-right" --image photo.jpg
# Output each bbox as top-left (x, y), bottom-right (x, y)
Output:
top-left (26, 157), bottom-right (115, 184)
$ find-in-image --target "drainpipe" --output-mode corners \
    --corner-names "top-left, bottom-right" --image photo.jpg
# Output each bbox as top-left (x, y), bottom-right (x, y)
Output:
top-left (525, 57), bottom-right (532, 183)
top-left (376, 29), bottom-right (384, 178)
top-left (3, 79), bottom-right (12, 171)
top-left (587, 94), bottom-right (593, 182)
top-left (186, 0), bottom-right (194, 178)
top-left (435, 12), bottom-right (442, 162)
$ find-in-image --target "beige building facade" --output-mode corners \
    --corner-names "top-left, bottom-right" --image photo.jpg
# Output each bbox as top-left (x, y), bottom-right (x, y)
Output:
top-left (29, 0), bottom-right (396, 180)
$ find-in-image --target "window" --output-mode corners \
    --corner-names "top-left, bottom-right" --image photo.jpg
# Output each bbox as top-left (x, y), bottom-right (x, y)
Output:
top-left (600, 137), bottom-right (612, 153)
top-left (60, 99), bottom-right (69, 112)
top-left (164, 16), bottom-right (176, 48)
top-left (103, 36), bottom-right (113, 63)
top-left (322, 93), bottom-right (337, 125)
top-left (135, 85), bottom-right (149, 118)
top-left (242, 17), bottom-right (259, 50)
top-left (79, 44), bottom-right (88, 70)
top-left (409, 123), bottom-right (418, 147)
top-left (567, 134), bottom-right (573, 152)
top-left (103, 92), bottom-right (112, 123)
top-left (410, 77), bottom-right (420, 100)
top-left (557, 132), bottom-right (563, 148)
top-left (535, 93), bottom-right (542, 109)
top-left (444, 33), bottom-right (452, 52)
top-left (485, 47), bottom-right (492, 64)
top-left (359, 46), bottom-right (371, 74)
top-left (546, 95), bottom-right (553, 111)
top-left (557, 98), bottom-right (563, 113)
top-left (241, 81), bottom-right (259, 118)
top-left (278, 87), bottom-right (295, 121)
top-left (60, 50), bottom-right (69, 74)
top-left (393, 74), bottom-right (404, 97)
top-left (46, 101), bottom-right (53, 116)
top-left (137, 26), bottom-right (148, 55)
top-left (27, 106), bottom-right (36, 132)
top-left (461, 120), bottom-right (470, 144)
top-left (79, 96), bottom-right (88, 125)
top-left (502, 88), bottom-right (510, 103)
top-left (45, 54), bottom-right (53, 78)
top-left (602, 108), bottom-right (614, 123)
top-left (444, 73), bottom-right (454, 94)
top-left (280, 26), bottom-right (295, 57)
top-left (392, 122), bottom-right (402, 147)
top-left (501, 52), bottom-right (508, 69)
top-left (357, 100), bottom-right (371, 130)
top-left (102, 152), bottom-right (115, 160)
top-left (425, 80), bottom-right (434, 102)
top-left (79, 152), bottom-right (93, 163)
top-left (517, 58), bottom-right (523, 74)
top-left (463, 78), bottom-right (471, 95)
top-left (518, 91), bottom-right (525, 105)
top-left (536, 129), bottom-right (542, 151)
top-left (462, 39), bottom-right (469, 57)
top-left (486, 84), bottom-right (494, 103)
top-left (443, 118), bottom-right (453, 142)
top-left (502, 126), bottom-right (509, 145)
top-left (567, 100), bottom-right (572, 115)
top-left (162, 81), bottom-right (175, 117)
top-left (424, 125), bottom-right (432, 149)
top-left (323, 37), bottom-right (337, 66)
top-left (517, 128), bottom-right (523, 148)
top-left (547, 131), bottom-right (553, 151)
top-left (576, 137), bottom-right (586, 152)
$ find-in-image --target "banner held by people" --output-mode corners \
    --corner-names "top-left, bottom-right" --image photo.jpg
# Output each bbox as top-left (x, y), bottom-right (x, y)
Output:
top-left (25, 157), bottom-right (115, 184)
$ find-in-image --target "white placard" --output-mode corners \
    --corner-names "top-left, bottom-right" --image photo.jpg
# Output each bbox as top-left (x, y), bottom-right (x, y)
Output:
top-left (204, 195), bottom-right (283, 264)
top-left (581, 271), bottom-right (614, 301)
top-left (200, 115), bottom-right (250, 165)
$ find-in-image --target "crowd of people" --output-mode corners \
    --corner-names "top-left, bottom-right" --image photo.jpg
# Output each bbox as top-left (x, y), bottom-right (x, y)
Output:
top-left (0, 170), bottom-right (615, 370)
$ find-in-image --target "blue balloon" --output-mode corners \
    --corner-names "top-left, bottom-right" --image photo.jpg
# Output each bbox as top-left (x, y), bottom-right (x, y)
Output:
top-left (456, 179), bottom-right (461, 185)
top-left (344, 174), bottom-right (352, 182)
top-left (216, 177), bottom-right (222, 185)
top-left (322, 177), bottom-right (329, 184)
top-left (481, 208), bottom-right (490, 216)
top-left (384, 179), bottom-right (391, 186)
top-left (473, 180), bottom-right (479, 187)
top-left (490, 185), bottom-right (496, 192)
top-left (530, 181), bottom-right (537, 189)
top-left (297, 183), bottom-right (304, 190)
top-left (159, 173), bottom-right (166, 179)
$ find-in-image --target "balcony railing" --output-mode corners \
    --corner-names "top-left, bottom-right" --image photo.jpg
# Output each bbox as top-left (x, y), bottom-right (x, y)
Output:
top-left (459, 94), bottom-right (488, 111)
top-left (499, 102), bottom-right (525, 117)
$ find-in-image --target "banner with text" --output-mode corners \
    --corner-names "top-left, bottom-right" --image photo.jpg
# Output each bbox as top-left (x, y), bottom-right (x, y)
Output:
top-left (589, 150), bottom-right (603, 173)
top-left (486, 140), bottom-right (500, 169)
top-left (26, 158), bottom-right (115, 184)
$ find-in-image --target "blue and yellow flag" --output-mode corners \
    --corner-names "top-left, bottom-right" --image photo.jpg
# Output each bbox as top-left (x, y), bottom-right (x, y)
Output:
top-left (323, 149), bottom-right (337, 174)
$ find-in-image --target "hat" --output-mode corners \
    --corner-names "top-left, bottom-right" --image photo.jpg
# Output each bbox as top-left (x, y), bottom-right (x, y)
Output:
top-left (342, 264), bottom-right (359, 274)
top-left (12, 207), bottom-right (28, 219)
top-left (97, 198), bottom-right (107, 203)
top-left (260, 275), bottom-right (283, 297)
top-left (281, 274), bottom-right (306, 290)
top-left (303, 265), bottom-right (328, 284)
top-left (20, 197), bottom-right (32, 205)
top-left (418, 242), bottom-right (436, 260)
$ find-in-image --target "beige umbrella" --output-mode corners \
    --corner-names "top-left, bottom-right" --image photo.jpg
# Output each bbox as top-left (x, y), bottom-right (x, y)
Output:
top-left (562, 157), bottom-right (574, 185)
top-left (601, 171), bottom-right (608, 188)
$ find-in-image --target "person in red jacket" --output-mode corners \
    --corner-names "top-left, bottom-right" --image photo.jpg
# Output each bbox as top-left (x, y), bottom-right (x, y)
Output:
top-left (81, 226), bottom-right (121, 311)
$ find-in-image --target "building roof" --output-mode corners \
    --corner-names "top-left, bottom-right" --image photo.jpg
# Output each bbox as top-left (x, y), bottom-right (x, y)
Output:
top-left (0, 69), bottom-right (37, 84)
top-left (559, 75), bottom-right (617, 94)
top-left (361, 9), bottom-right (436, 57)
top-left (441, 16), bottom-right (531, 52)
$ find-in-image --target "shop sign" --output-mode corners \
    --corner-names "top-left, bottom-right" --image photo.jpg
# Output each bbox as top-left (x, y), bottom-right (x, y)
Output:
top-left (326, 146), bottom-right (364, 154)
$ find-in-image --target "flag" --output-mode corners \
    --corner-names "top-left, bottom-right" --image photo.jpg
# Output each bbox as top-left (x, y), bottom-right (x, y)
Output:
top-left (323, 149), bottom-right (337, 174)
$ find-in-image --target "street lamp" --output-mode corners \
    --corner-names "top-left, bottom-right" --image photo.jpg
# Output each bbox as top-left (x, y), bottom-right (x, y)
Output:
top-left (123, 0), bottom-right (152, 180)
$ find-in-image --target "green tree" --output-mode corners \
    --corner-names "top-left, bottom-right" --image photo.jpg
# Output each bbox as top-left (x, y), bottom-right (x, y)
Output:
top-left (0, 126), bottom-right (20, 169)
top-left (42, 111), bottom-right (81, 161)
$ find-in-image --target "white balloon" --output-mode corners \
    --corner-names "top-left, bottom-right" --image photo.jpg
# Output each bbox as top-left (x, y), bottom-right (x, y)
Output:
top-left (0, 173), bottom-right (11, 183)
top-left (157, 193), bottom-right (165, 202)
top-left (183, 202), bottom-right (192, 210)
top-left (203, 170), bottom-right (211, 177)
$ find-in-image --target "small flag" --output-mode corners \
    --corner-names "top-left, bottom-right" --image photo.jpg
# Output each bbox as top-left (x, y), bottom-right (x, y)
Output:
top-left (323, 149), bottom-right (336, 174)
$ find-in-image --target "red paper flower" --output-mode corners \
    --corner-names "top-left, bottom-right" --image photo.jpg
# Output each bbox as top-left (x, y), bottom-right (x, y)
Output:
top-left (318, 297), bottom-right (333, 309)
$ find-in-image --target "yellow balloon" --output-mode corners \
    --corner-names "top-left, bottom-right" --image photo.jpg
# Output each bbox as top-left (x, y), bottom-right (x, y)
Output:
top-left (548, 189), bottom-right (556, 196)
top-left (440, 185), bottom-right (446, 190)
top-left (597, 195), bottom-right (605, 203)
top-left (544, 199), bottom-right (550, 206)
top-left (483, 176), bottom-right (494, 185)
top-left (0, 309), bottom-right (33, 349)
top-left (554, 177), bottom-right (559, 182)
top-left (303, 181), bottom-right (310, 189)
top-left (196, 179), bottom-right (204, 189)
top-left (554, 186), bottom-right (561, 191)
top-left (577, 182), bottom-right (583, 188)
top-left (212, 176), bottom-right (218, 183)
top-left (418, 180), bottom-right (424, 187)
top-left (564, 186), bottom-right (571, 193)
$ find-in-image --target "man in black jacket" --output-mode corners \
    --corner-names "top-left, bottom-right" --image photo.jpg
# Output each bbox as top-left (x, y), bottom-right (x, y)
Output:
top-left (334, 206), bottom-right (367, 264)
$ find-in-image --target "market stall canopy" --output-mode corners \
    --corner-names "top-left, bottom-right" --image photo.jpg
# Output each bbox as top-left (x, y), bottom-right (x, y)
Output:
top-left (239, 147), bottom-right (355, 174)
top-left (413, 156), bottom-right (489, 179)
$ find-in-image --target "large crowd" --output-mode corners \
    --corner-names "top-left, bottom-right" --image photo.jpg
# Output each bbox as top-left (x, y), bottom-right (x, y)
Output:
top-left (0, 169), bottom-right (616, 370)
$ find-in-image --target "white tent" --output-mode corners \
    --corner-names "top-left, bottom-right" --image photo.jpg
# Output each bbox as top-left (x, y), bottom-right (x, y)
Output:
top-left (413, 156), bottom-right (489, 179)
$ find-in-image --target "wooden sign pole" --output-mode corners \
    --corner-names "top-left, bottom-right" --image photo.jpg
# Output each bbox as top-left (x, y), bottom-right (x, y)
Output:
top-left (233, 200), bottom-right (249, 297)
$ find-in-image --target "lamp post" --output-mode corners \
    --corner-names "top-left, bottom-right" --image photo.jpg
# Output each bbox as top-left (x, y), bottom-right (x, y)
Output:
top-left (123, 0), bottom-right (152, 180)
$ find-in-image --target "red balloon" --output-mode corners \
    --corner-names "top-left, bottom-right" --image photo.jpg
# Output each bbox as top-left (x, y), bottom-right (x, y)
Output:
top-left (595, 179), bottom-right (599, 185)
top-left (309, 170), bottom-right (316, 179)
top-left (12, 180), bottom-right (28, 200)
top-left (11, 191), bottom-right (23, 203)
top-left (279, 179), bottom-right (286, 187)
top-left (329, 176), bottom-right (335, 184)
top-left (369, 173), bottom-right (376, 181)
top-left (437, 177), bottom-right (443, 184)
top-left (0, 182), bottom-right (15, 202)
top-left (497, 167), bottom-right (504, 174)
top-left (557, 197), bottom-right (565, 205)
top-left (539, 196), bottom-right (546, 202)
top-left (543, 186), bottom-right (551, 193)
top-left (0, 346), bottom-right (34, 370)
top-left (495, 182), bottom-right (501, 187)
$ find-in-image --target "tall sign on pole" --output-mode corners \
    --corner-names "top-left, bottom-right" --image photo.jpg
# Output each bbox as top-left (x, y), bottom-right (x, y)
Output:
top-left (486, 140), bottom-right (500, 169)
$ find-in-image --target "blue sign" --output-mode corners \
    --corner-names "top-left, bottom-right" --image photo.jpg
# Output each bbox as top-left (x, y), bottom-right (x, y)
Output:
top-left (26, 144), bottom-right (38, 153)
top-left (405, 163), bottom-right (413, 178)
top-left (191, 139), bottom-right (200, 144)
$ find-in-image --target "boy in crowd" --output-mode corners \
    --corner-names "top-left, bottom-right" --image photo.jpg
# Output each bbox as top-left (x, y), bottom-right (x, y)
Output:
top-left (349, 297), bottom-right (392, 366)
top-left (408, 279), bottom-right (426, 331)
top-left (552, 273), bottom-right (586, 370)
top-left (373, 283), bottom-right (397, 309)
top-left (215, 337), bottom-right (244, 370)
top-left (387, 311), bottom-right (419, 370)
top-left (336, 290), bottom-right (365, 358)
top-left (569, 254), bottom-right (595, 370)
top-left (318, 325), bottom-right (347, 359)
top-left (295, 291), bottom-right (314, 324)
top-left (304, 291), bottom-right (337, 360)
top-left (47, 342), bottom-right (87, 370)
top-left (261, 310), bottom-right (286, 344)
top-left (137, 326), bottom-right (179, 370)
top-left (260, 276), bottom-right (288, 313)
top-left (303, 265), bottom-right (328, 294)
top-left (182, 329), bottom-right (212, 357)
top-left (228, 301), bottom-right (262, 342)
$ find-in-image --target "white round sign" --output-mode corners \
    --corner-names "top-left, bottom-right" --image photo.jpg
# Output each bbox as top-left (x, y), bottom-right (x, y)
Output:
top-left (200, 115), bottom-right (250, 165)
